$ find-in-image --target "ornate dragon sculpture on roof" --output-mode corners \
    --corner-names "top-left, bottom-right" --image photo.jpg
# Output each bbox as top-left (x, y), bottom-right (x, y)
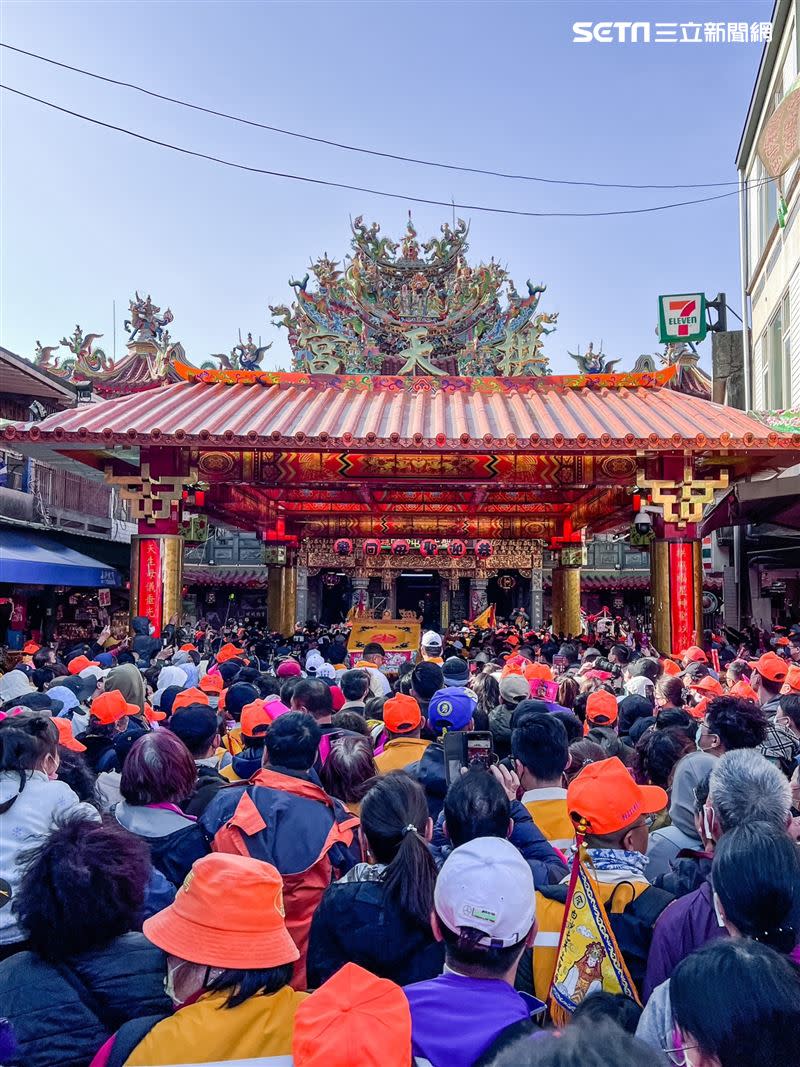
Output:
top-left (269, 215), bottom-right (558, 376)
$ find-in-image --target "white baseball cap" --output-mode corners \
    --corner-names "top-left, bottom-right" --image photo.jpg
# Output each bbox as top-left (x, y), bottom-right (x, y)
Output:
top-left (422, 630), bottom-right (442, 649)
top-left (434, 837), bottom-right (535, 948)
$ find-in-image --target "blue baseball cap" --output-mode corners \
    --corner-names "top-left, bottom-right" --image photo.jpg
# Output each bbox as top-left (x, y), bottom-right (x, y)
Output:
top-left (95, 652), bottom-right (115, 668)
top-left (427, 686), bottom-right (477, 732)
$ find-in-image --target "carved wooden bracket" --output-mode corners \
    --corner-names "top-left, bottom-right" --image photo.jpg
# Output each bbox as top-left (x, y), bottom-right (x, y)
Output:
top-left (637, 461), bottom-right (729, 527)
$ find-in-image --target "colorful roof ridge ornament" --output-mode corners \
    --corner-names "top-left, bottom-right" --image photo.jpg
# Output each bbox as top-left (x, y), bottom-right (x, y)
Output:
top-left (29, 293), bottom-right (186, 398)
top-left (269, 216), bottom-right (559, 378)
top-left (172, 362), bottom-right (679, 392)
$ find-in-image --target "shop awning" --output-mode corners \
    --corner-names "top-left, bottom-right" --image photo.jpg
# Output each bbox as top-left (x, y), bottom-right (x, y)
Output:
top-left (0, 529), bottom-right (122, 587)
top-left (700, 473), bottom-right (800, 534)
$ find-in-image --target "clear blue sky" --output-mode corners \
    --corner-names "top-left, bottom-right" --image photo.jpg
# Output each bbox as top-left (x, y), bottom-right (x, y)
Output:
top-left (1, 0), bottom-right (770, 374)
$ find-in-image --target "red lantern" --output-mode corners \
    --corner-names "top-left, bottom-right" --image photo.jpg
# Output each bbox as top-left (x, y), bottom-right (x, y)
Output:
top-left (475, 539), bottom-right (493, 559)
top-left (363, 538), bottom-right (381, 557)
top-left (391, 539), bottom-right (410, 557)
top-left (420, 538), bottom-right (439, 557)
top-left (448, 540), bottom-right (467, 558)
top-left (333, 538), bottom-right (353, 557)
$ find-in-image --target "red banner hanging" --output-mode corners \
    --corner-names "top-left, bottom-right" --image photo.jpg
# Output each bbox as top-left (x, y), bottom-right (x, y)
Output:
top-left (137, 538), bottom-right (163, 636)
top-left (669, 541), bottom-right (695, 655)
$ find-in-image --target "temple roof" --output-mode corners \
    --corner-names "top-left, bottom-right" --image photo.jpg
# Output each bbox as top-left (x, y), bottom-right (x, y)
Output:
top-left (6, 365), bottom-right (797, 455)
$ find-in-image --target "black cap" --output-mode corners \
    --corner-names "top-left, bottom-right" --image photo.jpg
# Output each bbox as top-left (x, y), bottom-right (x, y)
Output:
top-left (442, 656), bottom-right (470, 686)
top-left (48, 675), bottom-right (96, 702)
top-left (168, 704), bottom-right (219, 748)
top-left (1, 691), bottom-right (64, 714)
top-left (411, 660), bottom-right (445, 699)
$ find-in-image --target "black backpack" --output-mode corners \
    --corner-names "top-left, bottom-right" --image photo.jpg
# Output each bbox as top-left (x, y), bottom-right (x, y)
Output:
top-left (539, 880), bottom-right (674, 998)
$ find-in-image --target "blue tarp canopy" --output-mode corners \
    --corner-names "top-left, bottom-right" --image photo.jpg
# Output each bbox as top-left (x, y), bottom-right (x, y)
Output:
top-left (0, 530), bottom-right (121, 587)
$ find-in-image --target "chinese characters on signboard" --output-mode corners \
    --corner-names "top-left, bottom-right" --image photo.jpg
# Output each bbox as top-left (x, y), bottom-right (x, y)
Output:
top-left (137, 538), bottom-right (163, 635)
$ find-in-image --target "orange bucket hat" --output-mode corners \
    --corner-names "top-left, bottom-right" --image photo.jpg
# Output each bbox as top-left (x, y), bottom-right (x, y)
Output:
top-left (143, 854), bottom-right (299, 970)
top-left (292, 962), bottom-right (412, 1067)
top-left (661, 659), bottom-right (682, 676)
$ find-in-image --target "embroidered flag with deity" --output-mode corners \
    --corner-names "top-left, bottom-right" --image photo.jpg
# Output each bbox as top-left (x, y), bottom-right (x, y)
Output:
top-left (549, 860), bottom-right (640, 1026)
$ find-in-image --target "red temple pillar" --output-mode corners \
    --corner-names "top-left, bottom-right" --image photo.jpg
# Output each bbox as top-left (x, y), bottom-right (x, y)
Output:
top-left (129, 521), bottom-right (184, 637)
top-left (650, 526), bottom-right (703, 656)
top-left (124, 448), bottom-right (190, 635)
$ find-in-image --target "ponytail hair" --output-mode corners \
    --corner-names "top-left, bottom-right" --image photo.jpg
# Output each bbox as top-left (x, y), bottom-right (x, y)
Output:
top-left (360, 771), bottom-right (436, 927)
top-left (0, 714), bottom-right (58, 814)
top-left (712, 820), bottom-right (800, 956)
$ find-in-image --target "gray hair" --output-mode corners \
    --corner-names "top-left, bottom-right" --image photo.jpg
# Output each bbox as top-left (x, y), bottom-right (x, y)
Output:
top-left (709, 749), bottom-right (791, 834)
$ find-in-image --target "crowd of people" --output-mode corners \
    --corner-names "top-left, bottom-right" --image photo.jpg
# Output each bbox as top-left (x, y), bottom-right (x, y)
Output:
top-left (0, 612), bottom-right (799, 1066)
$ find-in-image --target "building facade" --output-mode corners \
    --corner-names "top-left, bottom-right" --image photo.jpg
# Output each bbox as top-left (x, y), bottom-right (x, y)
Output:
top-left (738, 0), bottom-right (800, 414)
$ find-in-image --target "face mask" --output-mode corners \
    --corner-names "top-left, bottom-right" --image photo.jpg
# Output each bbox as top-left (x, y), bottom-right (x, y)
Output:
top-left (695, 725), bottom-right (705, 750)
top-left (712, 890), bottom-right (726, 929)
top-left (149, 624), bottom-right (156, 636)
top-left (702, 803), bottom-right (715, 842)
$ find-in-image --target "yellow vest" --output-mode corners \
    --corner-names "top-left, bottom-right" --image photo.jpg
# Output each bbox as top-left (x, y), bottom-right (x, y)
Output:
top-left (125, 986), bottom-right (308, 1065)
top-left (532, 878), bottom-right (650, 1002)
top-left (521, 790), bottom-right (575, 852)
top-left (375, 737), bottom-right (431, 774)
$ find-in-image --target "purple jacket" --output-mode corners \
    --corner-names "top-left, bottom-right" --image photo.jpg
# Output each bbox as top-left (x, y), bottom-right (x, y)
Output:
top-left (643, 878), bottom-right (727, 999)
top-left (405, 972), bottom-right (537, 1067)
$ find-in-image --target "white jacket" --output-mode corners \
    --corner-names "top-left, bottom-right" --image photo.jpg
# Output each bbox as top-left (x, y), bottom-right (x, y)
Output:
top-left (0, 770), bottom-right (97, 944)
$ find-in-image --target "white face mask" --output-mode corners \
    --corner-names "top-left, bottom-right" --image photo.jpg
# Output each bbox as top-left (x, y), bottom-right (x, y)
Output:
top-left (712, 890), bottom-right (726, 929)
top-left (702, 803), bottom-right (715, 843)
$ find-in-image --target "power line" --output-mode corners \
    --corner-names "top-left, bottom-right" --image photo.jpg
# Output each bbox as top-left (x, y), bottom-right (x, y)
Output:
top-left (1, 83), bottom-right (766, 220)
top-left (0, 40), bottom-right (741, 192)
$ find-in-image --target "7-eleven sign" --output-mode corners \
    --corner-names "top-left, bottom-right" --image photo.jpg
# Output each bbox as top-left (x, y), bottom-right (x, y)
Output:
top-left (658, 293), bottom-right (707, 343)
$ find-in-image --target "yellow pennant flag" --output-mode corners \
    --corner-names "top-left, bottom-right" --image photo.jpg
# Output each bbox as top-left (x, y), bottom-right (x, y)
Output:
top-left (549, 860), bottom-right (640, 1026)
top-left (470, 604), bottom-right (496, 629)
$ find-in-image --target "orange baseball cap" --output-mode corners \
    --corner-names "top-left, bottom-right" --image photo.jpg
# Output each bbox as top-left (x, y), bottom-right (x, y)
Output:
top-left (775, 636), bottom-right (790, 647)
top-left (292, 963), bottom-right (411, 1067)
top-left (241, 698), bottom-right (272, 738)
top-left (585, 689), bottom-right (618, 728)
top-left (689, 676), bottom-right (725, 697)
top-left (171, 687), bottom-right (210, 711)
top-left (53, 716), bottom-right (86, 752)
top-left (144, 702), bottom-right (166, 723)
top-left (143, 854), bottom-right (299, 970)
top-left (68, 655), bottom-right (99, 675)
top-left (23, 642), bottom-right (41, 654)
top-left (661, 659), bottom-right (682, 676)
top-left (682, 646), bottom-right (708, 664)
top-left (199, 673), bottom-right (224, 694)
top-left (748, 651), bottom-right (788, 684)
top-left (216, 642), bottom-right (245, 663)
top-left (567, 756), bottom-right (668, 836)
top-left (180, 643), bottom-right (198, 653)
top-left (729, 679), bottom-right (759, 702)
top-left (91, 689), bottom-right (138, 725)
top-left (686, 696), bottom-right (708, 721)
top-left (780, 664), bottom-right (800, 695)
top-left (383, 693), bottom-right (422, 735)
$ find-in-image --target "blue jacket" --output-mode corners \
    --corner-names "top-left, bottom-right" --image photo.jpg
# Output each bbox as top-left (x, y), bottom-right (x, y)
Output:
top-left (431, 800), bottom-right (568, 888)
